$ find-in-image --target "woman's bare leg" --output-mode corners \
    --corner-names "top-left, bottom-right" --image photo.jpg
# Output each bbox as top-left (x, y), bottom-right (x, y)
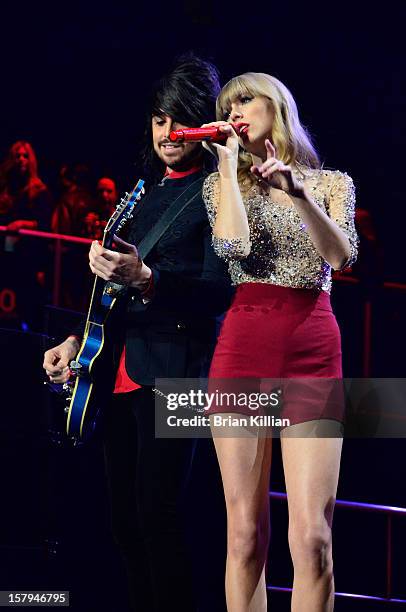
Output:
top-left (211, 416), bottom-right (273, 611)
top-left (281, 419), bottom-right (343, 611)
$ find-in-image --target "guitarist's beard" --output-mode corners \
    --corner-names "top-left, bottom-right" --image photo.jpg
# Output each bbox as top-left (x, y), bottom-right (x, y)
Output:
top-left (165, 145), bottom-right (204, 173)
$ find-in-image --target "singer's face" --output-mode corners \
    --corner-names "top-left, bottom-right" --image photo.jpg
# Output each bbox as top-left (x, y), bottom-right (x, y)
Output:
top-left (228, 95), bottom-right (274, 159)
top-left (152, 114), bottom-right (202, 171)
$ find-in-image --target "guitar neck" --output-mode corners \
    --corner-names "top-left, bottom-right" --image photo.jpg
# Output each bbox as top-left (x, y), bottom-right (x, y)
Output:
top-left (83, 178), bottom-right (145, 328)
top-left (101, 231), bottom-right (114, 251)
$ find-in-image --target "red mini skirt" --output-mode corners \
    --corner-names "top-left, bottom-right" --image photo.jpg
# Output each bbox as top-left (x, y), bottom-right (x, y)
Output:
top-left (208, 283), bottom-right (344, 425)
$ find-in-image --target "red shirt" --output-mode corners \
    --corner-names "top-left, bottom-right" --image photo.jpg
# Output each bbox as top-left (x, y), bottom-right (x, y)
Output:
top-left (113, 347), bottom-right (141, 393)
top-left (113, 164), bottom-right (203, 393)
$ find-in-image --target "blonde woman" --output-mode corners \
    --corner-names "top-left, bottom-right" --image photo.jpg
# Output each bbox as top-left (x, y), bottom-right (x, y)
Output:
top-left (202, 73), bottom-right (358, 611)
top-left (0, 140), bottom-right (52, 231)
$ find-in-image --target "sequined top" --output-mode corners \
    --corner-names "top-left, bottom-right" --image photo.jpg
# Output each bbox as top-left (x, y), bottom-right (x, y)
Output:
top-left (202, 166), bottom-right (358, 293)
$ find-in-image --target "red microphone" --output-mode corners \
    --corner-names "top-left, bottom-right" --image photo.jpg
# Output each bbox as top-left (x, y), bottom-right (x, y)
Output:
top-left (169, 123), bottom-right (249, 143)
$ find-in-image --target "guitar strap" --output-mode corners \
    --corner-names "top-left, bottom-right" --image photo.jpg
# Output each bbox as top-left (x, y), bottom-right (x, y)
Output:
top-left (101, 174), bottom-right (207, 306)
top-left (136, 174), bottom-right (207, 260)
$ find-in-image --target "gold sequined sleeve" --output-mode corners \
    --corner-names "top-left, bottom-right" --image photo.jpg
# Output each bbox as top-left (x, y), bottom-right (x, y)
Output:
top-left (202, 172), bottom-right (251, 261)
top-left (327, 171), bottom-right (359, 269)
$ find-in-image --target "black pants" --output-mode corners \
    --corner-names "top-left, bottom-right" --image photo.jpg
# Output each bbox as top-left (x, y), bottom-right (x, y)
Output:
top-left (103, 388), bottom-right (197, 612)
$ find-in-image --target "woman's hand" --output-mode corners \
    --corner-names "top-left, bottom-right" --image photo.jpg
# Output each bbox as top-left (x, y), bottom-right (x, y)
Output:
top-left (251, 139), bottom-right (305, 198)
top-left (201, 121), bottom-right (240, 179)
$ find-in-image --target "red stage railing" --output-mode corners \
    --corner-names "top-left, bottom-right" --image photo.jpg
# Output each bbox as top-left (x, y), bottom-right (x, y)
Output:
top-left (0, 226), bottom-right (92, 307)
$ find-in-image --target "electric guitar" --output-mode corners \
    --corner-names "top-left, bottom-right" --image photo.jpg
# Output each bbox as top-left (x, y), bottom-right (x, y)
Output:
top-left (65, 179), bottom-right (145, 443)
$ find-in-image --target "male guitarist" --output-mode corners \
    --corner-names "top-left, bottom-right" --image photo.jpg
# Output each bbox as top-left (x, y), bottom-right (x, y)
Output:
top-left (43, 54), bottom-right (232, 612)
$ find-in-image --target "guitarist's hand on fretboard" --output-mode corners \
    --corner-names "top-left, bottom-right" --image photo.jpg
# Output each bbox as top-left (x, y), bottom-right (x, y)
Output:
top-left (43, 336), bottom-right (80, 384)
top-left (88, 235), bottom-right (152, 292)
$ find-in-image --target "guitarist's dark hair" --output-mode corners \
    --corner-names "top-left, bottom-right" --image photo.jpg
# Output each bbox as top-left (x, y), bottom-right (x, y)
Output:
top-left (140, 52), bottom-right (221, 182)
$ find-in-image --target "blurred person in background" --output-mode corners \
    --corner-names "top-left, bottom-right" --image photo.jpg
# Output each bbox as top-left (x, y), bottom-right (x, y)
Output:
top-left (51, 162), bottom-right (94, 236)
top-left (84, 177), bottom-right (119, 240)
top-left (0, 140), bottom-right (52, 232)
top-left (50, 163), bottom-right (95, 310)
top-left (0, 141), bottom-right (53, 329)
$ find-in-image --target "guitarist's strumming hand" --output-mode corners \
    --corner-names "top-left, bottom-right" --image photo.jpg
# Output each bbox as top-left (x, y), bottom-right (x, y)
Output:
top-left (43, 336), bottom-right (80, 384)
top-left (89, 235), bottom-right (152, 292)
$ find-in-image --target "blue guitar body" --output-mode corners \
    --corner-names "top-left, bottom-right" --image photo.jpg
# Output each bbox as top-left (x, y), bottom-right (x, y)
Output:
top-left (65, 180), bottom-right (145, 443)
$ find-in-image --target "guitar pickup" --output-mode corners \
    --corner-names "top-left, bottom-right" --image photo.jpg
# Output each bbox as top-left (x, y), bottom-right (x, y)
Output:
top-left (103, 282), bottom-right (125, 297)
top-left (69, 360), bottom-right (84, 377)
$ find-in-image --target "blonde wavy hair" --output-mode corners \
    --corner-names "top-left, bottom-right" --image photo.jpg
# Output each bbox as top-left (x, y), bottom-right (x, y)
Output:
top-left (1, 141), bottom-right (46, 199)
top-left (216, 73), bottom-right (320, 191)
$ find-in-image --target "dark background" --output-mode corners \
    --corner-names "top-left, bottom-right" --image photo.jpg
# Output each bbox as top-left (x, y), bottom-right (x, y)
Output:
top-left (1, 0), bottom-right (405, 282)
top-left (1, 1), bottom-right (406, 610)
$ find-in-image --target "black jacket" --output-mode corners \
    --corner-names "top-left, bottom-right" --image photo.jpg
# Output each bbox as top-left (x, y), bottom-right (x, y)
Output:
top-left (115, 170), bottom-right (233, 385)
